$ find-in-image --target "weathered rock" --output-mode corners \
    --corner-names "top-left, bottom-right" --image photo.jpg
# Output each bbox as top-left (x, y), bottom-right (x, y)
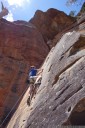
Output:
top-left (30, 8), bottom-right (75, 42)
top-left (0, 18), bottom-right (49, 127)
top-left (0, 19), bottom-right (49, 67)
top-left (0, 56), bottom-right (28, 126)
top-left (7, 30), bottom-right (85, 128)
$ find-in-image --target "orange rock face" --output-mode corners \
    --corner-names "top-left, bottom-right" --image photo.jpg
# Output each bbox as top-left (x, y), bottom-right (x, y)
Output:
top-left (0, 19), bottom-right (49, 126)
top-left (30, 8), bottom-right (75, 42)
top-left (0, 19), bottom-right (49, 67)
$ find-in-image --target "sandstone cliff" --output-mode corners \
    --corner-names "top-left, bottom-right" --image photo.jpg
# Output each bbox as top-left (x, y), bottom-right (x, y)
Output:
top-left (0, 18), bottom-right (49, 127)
top-left (30, 8), bottom-right (75, 42)
top-left (0, 7), bottom-right (85, 127)
top-left (7, 11), bottom-right (85, 127)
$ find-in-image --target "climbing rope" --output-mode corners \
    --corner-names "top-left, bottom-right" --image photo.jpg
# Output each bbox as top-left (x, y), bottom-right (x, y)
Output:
top-left (0, 85), bottom-right (29, 128)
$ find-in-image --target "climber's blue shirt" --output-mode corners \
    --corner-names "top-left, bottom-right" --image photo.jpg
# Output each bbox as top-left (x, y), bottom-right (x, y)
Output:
top-left (29, 68), bottom-right (37, 77)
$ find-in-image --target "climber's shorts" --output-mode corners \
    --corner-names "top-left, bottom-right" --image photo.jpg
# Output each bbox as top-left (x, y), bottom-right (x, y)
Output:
top-left (29, 76), bottom-right (37, 84)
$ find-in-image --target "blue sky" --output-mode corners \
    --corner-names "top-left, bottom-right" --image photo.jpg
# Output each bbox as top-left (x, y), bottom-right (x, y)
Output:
top-left (0, 0), bottom-right (84, 22)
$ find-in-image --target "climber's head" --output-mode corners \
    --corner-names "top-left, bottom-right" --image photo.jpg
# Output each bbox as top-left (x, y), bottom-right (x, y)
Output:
top-left (30, 65), bottom-right (36, 69)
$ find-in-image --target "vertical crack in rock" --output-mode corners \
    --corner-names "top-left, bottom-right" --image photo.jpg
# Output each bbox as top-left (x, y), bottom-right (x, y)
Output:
top-left (68, 37), bottom-right (85, 57)
top-left (52, 57), bottom-right (82, 86)
top-left (52, 86), bottom-right (83, 112)
top-left (60, 85), bottom-right (83, 105)
top-left (54, 86), bottom-right (70, 101)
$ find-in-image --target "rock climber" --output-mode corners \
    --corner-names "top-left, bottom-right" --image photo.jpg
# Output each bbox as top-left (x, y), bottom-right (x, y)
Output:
top-left (27, 66), bottom-right (43, 105)
top-left (27, 66), bottom-right (38, 105)
top-left (28, 66), bottom-right (37, 83)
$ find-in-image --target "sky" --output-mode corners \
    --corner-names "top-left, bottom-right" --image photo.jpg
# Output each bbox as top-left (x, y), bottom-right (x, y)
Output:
top-left (0, 0), bottom-right (84, 22)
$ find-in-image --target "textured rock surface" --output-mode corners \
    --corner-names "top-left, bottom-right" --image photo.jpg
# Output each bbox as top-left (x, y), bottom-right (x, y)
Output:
top-left (7, 30), bottom-right (85, 127)
top-left (0, 19), bottom-right (49, 66)
top-left (0, 18), bottom-right (49, 126)
top-left (30, 8), bottom-right (75, 42)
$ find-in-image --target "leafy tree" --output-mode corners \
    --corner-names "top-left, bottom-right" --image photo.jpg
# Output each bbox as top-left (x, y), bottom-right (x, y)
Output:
top-left (66, 0), bottom-right (84, 6)
top-left (69, 10), bottom-right (76, 17)
top-left (66, 0), bottom-right (85, 16)
top-left (80, 2), bottom-right (85, 12)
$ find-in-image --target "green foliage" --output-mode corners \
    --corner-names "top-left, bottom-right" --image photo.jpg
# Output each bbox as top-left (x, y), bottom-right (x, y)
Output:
top-left (69, 10), bottom-right (76, 17)
top-left (66, 0), bottom-right (77, 6)
top-left (66, 0), bottom-right (84, 6)
top-left (80, 2), bottom-right (85, 12)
